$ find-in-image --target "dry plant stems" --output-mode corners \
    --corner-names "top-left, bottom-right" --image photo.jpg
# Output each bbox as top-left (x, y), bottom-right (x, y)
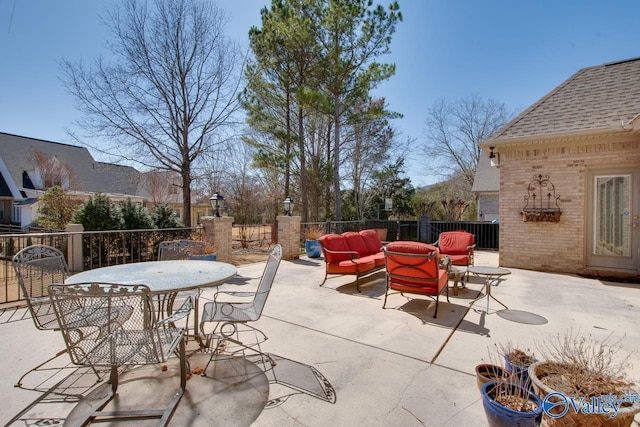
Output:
top-left (304, 226), bottom-right (324, 240)
top-left (190, 243), bottom-right (217, 255)
top-left (483, 344), bottom-right (539, 412)
top-left (534, 330), bottom-right (637, 400)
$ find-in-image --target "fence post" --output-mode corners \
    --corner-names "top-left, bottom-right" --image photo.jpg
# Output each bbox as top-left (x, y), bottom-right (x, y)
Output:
top-left (201, 216), bottom-right (233, 262)
top-left (66, 223), bottom-right (84, 273)
top-left (277, 215), bottom-right (301, 260)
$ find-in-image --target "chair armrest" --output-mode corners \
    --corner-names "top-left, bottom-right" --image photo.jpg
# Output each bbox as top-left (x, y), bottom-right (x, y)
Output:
top-left (320, 247), bottom-right (360, 260)
top-left (440, 256), bottom-right (451, 269)
top-left (214, 290), bottom-right (256, 299)
top-left (163, 295), bottom-right (193, 323)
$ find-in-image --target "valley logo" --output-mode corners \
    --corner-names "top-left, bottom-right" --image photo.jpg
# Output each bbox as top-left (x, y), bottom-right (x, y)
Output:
top-left (542, 392), bottom-right (640, 419)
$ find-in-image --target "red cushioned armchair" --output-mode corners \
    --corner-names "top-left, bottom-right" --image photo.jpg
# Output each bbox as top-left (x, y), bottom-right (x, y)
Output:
top-left (382, 241), bottom-right (449, 318)
top-left (436, 231), bottom-right (475, 270)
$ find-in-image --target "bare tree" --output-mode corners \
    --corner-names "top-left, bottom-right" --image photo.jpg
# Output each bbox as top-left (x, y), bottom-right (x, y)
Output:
top-left (423, 94), bottom-right (517, 190)
top-left (139, 170), bottom-right (180, 205)
top-left (31, 150), bottom-right (82, 190)
top-left (62, 0), bottom-right (244, 226)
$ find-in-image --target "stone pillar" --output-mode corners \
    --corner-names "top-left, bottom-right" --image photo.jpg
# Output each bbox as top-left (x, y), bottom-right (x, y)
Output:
top-left (201, 216), bottom-right (233, 263)
top-left (65, 223), bottom-right (84, 273)
top-left (277, 215), bottom-right (301, 260)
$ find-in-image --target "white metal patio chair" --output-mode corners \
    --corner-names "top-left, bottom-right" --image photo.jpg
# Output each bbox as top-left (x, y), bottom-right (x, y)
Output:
top-left (199, 244), bottom-right (282, 374)
top-left (11, 244), bottom-right (109, 387)
top-left (49, 282), bottom-right (187, 426)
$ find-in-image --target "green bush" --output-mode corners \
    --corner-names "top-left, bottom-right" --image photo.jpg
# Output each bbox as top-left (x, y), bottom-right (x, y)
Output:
top-left (74, 193), bottom-right (123, 231)
top-left (120, 199), bottom-right (154, 230)
top-left (152, 204), bottom-right (183, 229)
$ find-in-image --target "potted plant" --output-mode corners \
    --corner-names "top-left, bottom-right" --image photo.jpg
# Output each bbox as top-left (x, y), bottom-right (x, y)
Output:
top-left (304, 226), bottom-right (324, 258)
top-left (529, 331), bottom-right (640, 426)
top-left (482, 381), bottom-right (543, 427)
top-left (504, 346), bottom-right (537, 388)
top-left (477, 344), bottom-right (543, 426)
top-left (475, 363), bottom-right (510, 391)
top-left (188, 243), bottom-right (217, 261)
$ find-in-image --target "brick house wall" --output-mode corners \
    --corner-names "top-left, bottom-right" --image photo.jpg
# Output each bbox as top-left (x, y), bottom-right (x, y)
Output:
top-left (498, 135), bottom-right (640, 274)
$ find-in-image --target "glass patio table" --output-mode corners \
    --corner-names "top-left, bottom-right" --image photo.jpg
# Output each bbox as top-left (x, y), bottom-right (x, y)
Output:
top-left (467, 266), bottom-right (511, 312)
top-left (65, 260), bottom-right (237, 335)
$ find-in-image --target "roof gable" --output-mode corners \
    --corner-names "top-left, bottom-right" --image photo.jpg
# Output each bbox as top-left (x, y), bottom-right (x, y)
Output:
top-left (472, 154), bottom-right (499, 193)
top-left (490, 57), bottom-right (640, 141)
top-left (0, 132), bottom-right (142, 197)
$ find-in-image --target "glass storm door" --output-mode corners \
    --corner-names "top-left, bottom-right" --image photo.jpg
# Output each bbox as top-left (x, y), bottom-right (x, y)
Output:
top-left (587, 168), bottom-right (640, 272)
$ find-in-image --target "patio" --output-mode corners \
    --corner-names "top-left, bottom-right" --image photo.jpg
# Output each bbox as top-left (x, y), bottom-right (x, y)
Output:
top-left (1, 250), bottom-right (639, 426)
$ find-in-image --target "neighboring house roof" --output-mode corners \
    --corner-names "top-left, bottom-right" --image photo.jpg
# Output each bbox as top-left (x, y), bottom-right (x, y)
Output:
top-left (0, 150), bottom-right (24, 199)
top-left (471, 154), bottom-right (499, 193)
top-left (488, 57), bottom-right (640, 143)
top-left (91, 162), bottom-right (141, 195)
top-left (0, 132), bottom-right (142, 197)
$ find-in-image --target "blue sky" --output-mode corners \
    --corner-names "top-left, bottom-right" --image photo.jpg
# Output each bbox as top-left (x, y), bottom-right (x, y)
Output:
top-left (1, 1), bottom-right (639, 186)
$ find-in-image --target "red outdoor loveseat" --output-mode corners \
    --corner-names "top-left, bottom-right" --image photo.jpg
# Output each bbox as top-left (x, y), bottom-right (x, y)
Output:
top-left (318, 229), bottom-right (385, 292)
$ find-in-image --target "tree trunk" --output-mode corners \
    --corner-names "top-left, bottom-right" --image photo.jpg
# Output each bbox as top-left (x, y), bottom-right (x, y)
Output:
top-left (333, 91), bottom-right (341, 222)
top-left (182, 170), bottom-right (192, 227)
top-left (298, 106), bottom-right (308, 222)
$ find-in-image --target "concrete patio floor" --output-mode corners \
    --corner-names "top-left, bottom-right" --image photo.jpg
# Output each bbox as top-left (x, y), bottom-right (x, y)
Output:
top-left (1, 250), bottom-right (639, 426)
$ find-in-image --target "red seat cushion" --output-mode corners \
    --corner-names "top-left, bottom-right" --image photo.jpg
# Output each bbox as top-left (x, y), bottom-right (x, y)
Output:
top-left (319, 234), bottom-right (353, 263)
top-left (326, 258), bottom-right (376, 274)
top-left (388, 269), bottom-right (448, 295)
top-left (360, 229), bottom-right (383, 254)
top-left (447, 254), bottom-right (470, 266)
top-left (360, 252), bottom-right (385, 267)
top-left (385, 241), bottom-right (441, 289)
top-left (386, 241), bottom-right (437, 256)
top-left (343, 231), bottom-right (370, 257)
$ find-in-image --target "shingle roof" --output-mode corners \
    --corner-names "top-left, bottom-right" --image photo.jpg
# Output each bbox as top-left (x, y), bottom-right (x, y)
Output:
top-left (490, 57), bottom-right (640, 140)
top-left (0, 132), bottom-right (142, 196)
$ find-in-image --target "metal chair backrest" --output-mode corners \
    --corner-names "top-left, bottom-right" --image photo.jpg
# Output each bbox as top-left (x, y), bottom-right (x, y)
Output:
top-left (251, 244), bottom-right (282, 319)
top-left (383, 241), bottom-right (441, 290)
top-left (158, 240), bottom-right (206, 261)
top-left (49, 282), bottom-right (182, 367)
top-left (438, 231), bottom-right (475, 255)
top-left (12, 245), bottom-right (70, 330)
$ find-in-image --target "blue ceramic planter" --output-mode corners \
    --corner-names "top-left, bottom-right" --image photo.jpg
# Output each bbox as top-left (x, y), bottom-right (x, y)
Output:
top-left (481, 381), bottom-right (542, 427)
top-left (305, 240), bottom-right (322, 258)
top-left (505, 353), bottom-right (536, 389)
top-left (189, 254), bottom-right (217, 261)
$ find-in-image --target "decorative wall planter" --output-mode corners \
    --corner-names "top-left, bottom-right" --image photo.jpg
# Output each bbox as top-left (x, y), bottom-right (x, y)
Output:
top-left (521, 174), bottom-right (562, 223)
top-left (521, 209), bottom-right (562, 223)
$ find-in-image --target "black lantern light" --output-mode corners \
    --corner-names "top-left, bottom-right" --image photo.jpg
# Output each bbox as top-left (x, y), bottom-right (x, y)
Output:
top-left (283, 196), bottom-right (294, 216)
top-left (210, 191), bottom-right (224, 217)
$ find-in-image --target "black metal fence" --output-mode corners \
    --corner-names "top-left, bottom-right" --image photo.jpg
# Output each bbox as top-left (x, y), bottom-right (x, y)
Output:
top-left (303, 219), bottom-right (499, 250)
top-left (0, 227), bottom-right (201, 304)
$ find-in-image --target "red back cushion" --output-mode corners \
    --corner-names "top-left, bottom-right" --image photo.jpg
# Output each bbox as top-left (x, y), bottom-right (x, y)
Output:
top-left (439, 231), bottom-right (474, 255)
top-left (360, 229), bottom-right (383, 254)
top-left (319, 234), bottom-right (352, 263)
top-left (343, 231), bottom-right (369, 256)
top-left (385, 241), bottom-right (438, 279)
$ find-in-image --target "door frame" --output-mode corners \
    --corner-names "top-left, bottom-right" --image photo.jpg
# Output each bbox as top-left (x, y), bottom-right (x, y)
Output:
top-left (585, 166), bottom-right (640, 273)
